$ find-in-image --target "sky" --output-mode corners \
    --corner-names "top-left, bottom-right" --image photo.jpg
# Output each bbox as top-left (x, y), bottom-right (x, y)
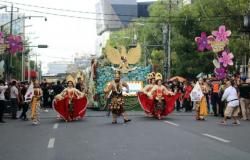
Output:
top-left (0, 0), bottom-right (155, 73)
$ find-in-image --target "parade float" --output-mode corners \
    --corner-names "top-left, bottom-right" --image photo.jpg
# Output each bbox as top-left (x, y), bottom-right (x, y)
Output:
top-left (88, 43), bottom-right (151, 110)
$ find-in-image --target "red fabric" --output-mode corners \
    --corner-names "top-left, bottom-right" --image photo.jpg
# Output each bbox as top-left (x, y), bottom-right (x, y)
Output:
top-left (183, 85), bottom-right (192, 99)
top-left (53, 97), bottom-right (88, 121)
top-left (138, 92), bottom-right (182, 117)
top-left (163, 93), bottom-right (181, 116)
top-left (137, 92), bottom-right (154, 114)
top-left (25, 70), bottom-right (37, 78)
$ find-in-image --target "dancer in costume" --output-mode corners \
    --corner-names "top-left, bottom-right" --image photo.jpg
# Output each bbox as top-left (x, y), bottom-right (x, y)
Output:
top-left (104, 71), bottom-right (131, 124)
top-left (30, 80), bottom-right (43, 125)
top-left (53, 75), bottom-right (88, 122)
top-left (143, 72), bottom-right (156, 93)
top-left (139, 73), bottom-right (181, 120)
top-left (195, 78), bottom-right (209, 120)
top-left (138, 72), bottom-right (156, 115)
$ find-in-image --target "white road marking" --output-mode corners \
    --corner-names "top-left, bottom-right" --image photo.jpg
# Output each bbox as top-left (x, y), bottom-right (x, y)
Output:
top-left (53, 123), bottom-right (59, 129)
top-left (48, 138), bottom-right (55, 149)
top-left (164, 121), bottom-right (179, 126)
top-left (202, 134), bottom-right (230, 143)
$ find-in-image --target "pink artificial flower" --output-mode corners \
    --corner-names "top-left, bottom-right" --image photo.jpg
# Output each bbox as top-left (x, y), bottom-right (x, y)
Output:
top-left (7, 35), bottom-right (23, 54)
top-left (214, 67), bottom-right (226, 80)
top-left (212, 25), bottom-right (231, 42)
top-left (195, 32), bottom-right (214, 52)
top-left (219, 50), bottom-right (234, 67)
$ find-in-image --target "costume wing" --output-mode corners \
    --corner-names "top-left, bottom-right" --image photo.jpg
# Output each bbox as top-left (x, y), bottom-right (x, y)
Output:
top-left (127, 43), bottom-right (141, 64)
top-left (120, 46), bottom-right (127, 58)
top-left (106, 45), bottom-right (121, 65)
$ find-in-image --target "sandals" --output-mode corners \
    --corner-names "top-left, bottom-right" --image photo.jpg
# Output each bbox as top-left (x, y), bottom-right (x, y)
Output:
top-left (124, 119), bottom-right (131, 123)
top-left (232, 122), bottom-right (240, 126)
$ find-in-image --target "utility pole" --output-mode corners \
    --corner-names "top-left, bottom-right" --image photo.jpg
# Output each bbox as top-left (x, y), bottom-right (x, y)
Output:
top-left (162, 0), bottom-right (173, 80)
top-left (167, 24), bottom-right (171, 79)
top-left (28, 55), bottom-right (30, 82)
top-left (167, 0), bottom-right (172, 79)
top-left (163, 24), bottom-right (168, 79)
top-left (6, 3), bottom-right (15, 81)
top-left (10, 4), bottom-right (13, 35)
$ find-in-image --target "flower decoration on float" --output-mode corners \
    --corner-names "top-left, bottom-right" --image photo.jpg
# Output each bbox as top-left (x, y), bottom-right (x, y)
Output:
top-left (195, 32), bottom-right (214, 52)
top-left (219, 50), bottom-right (234, 67)
top-left (7, 35), bottom-right (23, 54)
top-left (195, 25), bottom-right (233, 80)
top-left (212, 25), bottom-right (231, 42)
top-left (214, 67), bottom-right (226, 80)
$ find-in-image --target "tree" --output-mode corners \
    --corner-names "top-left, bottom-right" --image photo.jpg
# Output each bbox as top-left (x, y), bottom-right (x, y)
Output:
top-left (151, 49), bottom-right (165, 73)
top-left (108, 0), bottom-right (250, 78)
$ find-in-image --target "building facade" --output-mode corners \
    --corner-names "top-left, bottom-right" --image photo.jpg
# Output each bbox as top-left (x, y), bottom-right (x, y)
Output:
top-left (0, 13), bottom-right (25, 35)
top-left (96, 0), bottom-right (155, 57)
top-left (73, 53), bottom-right (91, 70)
top-left (47, 61), bottom-right (73, 75)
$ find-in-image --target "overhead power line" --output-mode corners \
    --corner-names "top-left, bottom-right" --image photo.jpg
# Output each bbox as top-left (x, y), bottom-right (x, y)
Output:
top-left (0, 1), bottom-right (244, 24)
top-left (0, 0), bottom-right (246, 20)
top-left (0, 0), bottom-right (139, 17)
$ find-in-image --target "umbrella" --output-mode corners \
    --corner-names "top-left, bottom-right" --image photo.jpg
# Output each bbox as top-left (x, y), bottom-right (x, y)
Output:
top-left (169, 76), bottom-right (186, 82)
top-left (196, 72), bottom-right (205, 78)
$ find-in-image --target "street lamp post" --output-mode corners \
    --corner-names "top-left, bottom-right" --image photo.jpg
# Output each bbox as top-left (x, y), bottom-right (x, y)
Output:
top-left (6, 4), bottom-right (19, 81)
top-left (25, 45), bottom-right (48, 81)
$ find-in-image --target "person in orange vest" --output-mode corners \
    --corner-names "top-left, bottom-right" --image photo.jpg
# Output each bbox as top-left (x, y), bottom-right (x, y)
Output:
top-left (211, 79), bottom-right (220, 116)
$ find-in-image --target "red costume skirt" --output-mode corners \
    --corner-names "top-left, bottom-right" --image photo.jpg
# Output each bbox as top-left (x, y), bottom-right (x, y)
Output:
top-left (138, 92), bottom-right (181, 117)
top-left (53, 97), bottom-right (88, 121)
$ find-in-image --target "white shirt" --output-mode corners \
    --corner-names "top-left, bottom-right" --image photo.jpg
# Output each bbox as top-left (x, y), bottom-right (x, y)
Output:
top-left (0, 85), bottom-right (8, 100)
top-left (221, 86), bottom-right (239, 107)
top-left (10, 86), bottom-right (18, 99)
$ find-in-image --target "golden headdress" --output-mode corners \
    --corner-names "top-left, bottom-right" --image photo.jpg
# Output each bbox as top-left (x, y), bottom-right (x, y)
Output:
top-left (147, 73), bottom-right (153, 80)
top-left (151, 72), bottom-right (156, 79)
top-left (155, 72), bottom-right (163, 81)
top-left (114, 70), bottom-right (121, 78)
top-left (66, 75), bottom-right (75, 85)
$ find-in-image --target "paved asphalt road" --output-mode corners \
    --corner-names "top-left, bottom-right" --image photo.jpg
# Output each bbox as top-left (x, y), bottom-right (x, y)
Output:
top-left (1, 109), bottom-right (250, 160)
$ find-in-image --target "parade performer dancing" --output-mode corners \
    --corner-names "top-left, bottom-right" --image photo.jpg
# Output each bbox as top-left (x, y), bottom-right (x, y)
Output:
top-left (138, 73), bottom-right (180, 120)
top-left (30, 80), bottom-right (43, 125)
top-left (53, 75), bottom-right (88, 122)
top-left (195, 79), bottom-right (208, 120)
top-left (104, 71), bottom-right (131, 124)
top-left (137, 72), bottom-right (156, 115)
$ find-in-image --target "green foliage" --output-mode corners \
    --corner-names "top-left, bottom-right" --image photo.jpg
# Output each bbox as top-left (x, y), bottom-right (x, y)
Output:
top-left (107, 0), bottom-right (249, 78)
top-left (11, 53), bottom-right (21, 79)
top-left (151, 49), bottom-right (165, 73)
